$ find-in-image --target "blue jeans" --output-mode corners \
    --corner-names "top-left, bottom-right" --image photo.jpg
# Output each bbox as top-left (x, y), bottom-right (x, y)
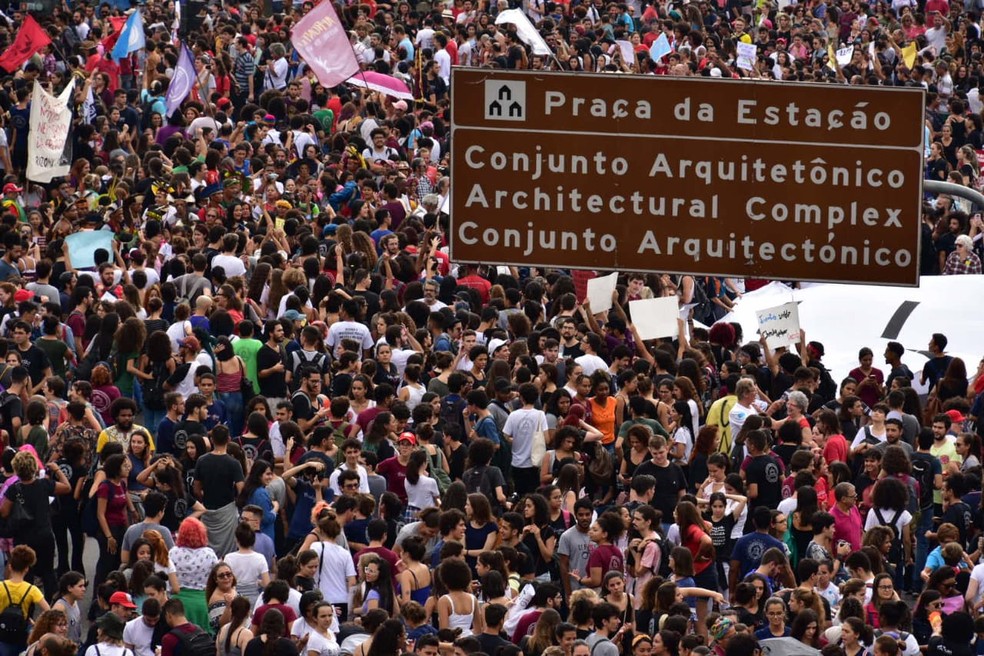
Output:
top-left (913, 507), bottom-right (935, 592)
top-left (143, 408), bottom-right (166, 437)
top-left (218, 391), bottom-right (245, 437)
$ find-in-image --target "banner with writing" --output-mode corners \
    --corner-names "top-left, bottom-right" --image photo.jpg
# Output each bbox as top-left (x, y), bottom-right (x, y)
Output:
top-left (756, 302), bottom-right (801, 350)
top-left (736, 42), bottom-right (757, 71)
top-left (26, 79), bottom-right (75, 183)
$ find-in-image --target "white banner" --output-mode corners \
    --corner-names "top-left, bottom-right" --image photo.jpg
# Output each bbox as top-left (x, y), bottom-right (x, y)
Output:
top-left (27, 79), bottom-right (75, 183)
top-left (585, 272), bottom-right (617, 313)
top-left (755, 301), bottom-right (801, 349)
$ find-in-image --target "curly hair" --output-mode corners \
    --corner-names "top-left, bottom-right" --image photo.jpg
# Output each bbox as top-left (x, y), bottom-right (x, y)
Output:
top-left (176, 517), bottom-right (209, 549)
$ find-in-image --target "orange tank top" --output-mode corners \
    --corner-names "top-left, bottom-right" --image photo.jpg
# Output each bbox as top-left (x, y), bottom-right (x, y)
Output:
top-left (589, 397), bottom-right (617, 445)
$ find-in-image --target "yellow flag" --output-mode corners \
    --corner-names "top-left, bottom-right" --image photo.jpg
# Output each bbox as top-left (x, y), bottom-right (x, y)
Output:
top-left (827, 44), bottom-right (836, 71)
top-left (902, 42), bottom-right (917, 69)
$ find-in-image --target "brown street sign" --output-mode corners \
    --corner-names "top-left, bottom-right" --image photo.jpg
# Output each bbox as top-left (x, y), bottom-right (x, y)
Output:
top-left (450, 69), bottom-right (926, 286)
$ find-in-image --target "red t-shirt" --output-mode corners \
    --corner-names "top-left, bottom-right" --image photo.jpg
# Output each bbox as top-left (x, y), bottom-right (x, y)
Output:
top-left (587, 543), bottom-right (624, 576)
top-left (682, 524), bottom-right (712, 575)
top-left (823, 434), bottom-right (849, 465)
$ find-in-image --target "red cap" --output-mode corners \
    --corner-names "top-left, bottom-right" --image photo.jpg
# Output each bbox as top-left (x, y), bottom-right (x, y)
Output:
top-left (13, 289), bottom-right (32, 303)
top-left (397, 432), bottom-right (416, 445)
top-left (109, 592), bottom-right (136, 609)
top-left (946, 409), bottom-right (966, 424)
top-left (2, 183), bottom-right (23, 194)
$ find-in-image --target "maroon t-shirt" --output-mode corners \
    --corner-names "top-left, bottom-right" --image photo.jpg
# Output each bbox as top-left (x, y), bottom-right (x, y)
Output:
top-left (376, 456), bottom-right (408, 502)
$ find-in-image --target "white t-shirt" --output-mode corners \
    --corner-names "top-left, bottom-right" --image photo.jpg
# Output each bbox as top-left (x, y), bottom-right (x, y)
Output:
top-left (969, 564), bottom-right (984, 608)
top-left (863, 506), bottom-right (913, 536)
top-left (503, 407), bottom-right (548, 468)
top-left (673, 426), bottom-right (693, 463)
top-left (266, 57), bottom-right (289, 91)
top-left (405, 474), bottom-right (440, 509)
top-left (211, 253), bottom-right (246, 278)
top-left (224, 551), bottom-right (270, 598)
top-left (575, 353), bottom-right (608, 377)
top-left (328, 464), bottom-right (369, 495)
top-left (85, 644), bottom-right (131, 656)
top-left (123, 617), bottom-right (157, 656)
top-left (326, 321), bottom-right (373, 357)
top-left (305, 630), bottom-right (340, 656)
top-left (314, 541), bottom-right (356, 604)
top-left (851, 425), bottom-right (887, 449)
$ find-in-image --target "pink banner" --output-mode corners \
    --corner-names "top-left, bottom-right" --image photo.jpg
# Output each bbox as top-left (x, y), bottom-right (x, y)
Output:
top-left (291, 1), bottom-right (360, 88)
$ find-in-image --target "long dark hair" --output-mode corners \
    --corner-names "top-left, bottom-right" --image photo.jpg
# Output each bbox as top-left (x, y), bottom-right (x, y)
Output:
top-left (225, 596), bottom-right (252, 653)
top-left (238, 459), bottom-right (272, 508)
top-left (405, 449), bottom-right (427, 485)
top-left (366, 619), bottom-right (404, 656)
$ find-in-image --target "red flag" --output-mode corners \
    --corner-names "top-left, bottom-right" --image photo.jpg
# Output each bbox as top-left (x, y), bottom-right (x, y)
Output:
top-left (101, 16), bottom-right (129, 53)
top-left (290, 1), bottom-right (360, 88)
top-left (0, 16), bottom-right (52, 73)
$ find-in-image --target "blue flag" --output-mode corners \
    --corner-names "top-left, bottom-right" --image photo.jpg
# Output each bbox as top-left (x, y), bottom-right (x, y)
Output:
top-left (649, 32), bottom-right (671, 62)
top-left (165, 41), bottom-right (196, 117)
top-left (112, 10), bottom-right (145, 62)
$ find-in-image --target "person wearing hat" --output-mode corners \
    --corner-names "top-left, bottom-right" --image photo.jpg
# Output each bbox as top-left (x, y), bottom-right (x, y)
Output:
top-left (942, 234), bottom-right (982, 275)
top-left (709, 617), bottom-right (737, 655)
top-left (376, 432), bottom-right (417, 505)
top-left (84, 610), bottom-right (128, 656)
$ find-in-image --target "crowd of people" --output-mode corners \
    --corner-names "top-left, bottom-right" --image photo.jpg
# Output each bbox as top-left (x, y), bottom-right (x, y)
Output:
top-left (0, 1), bottom-right (981, 656)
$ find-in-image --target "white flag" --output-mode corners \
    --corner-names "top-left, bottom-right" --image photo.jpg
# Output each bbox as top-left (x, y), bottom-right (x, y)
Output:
top-left (495, 9), bottom-right (551, 56)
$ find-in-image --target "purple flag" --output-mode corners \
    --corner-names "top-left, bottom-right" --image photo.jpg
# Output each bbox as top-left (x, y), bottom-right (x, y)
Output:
top-left (165, 41), bottom-right (196, 117)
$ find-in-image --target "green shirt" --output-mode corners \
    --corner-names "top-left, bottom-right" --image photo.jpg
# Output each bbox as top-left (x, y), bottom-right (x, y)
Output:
top-left (233, 337), bottom-right (264, 391)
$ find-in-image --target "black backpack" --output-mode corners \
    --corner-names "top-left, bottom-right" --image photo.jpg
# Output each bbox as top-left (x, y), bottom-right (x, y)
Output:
top-left (872, 507), bottom-right (904, 564)
top-left (0, 582), bottom-right (34, 645)
top-left (439, 395), bottom-right (467, 441)
top-left (910, 454), bottom-right (936, 511)
top-left (142, 361), bottom-right (168, 412)
top-left (169, 626), bottom-right (215, 656)
top-left (463, 465), bottom-right (489, 495)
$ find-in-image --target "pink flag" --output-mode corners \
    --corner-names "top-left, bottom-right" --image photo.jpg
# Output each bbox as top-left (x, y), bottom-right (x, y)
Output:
top-left (291, 1), bottom-right (360, 88)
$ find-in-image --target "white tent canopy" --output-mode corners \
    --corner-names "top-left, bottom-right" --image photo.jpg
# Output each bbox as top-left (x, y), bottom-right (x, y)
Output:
top-left (719, 276), bottom-right (984, 393)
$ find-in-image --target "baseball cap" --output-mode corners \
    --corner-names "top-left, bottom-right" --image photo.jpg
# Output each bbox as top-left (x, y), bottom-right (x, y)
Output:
top-left (487, 338), bottom-right (508, 356)
top-left (397, 432), bottom-right (417, 445)
top-left (3, 183), bottom-right (23, 194)
top-left (393, 100), bottom-right (408, 111)
top-left (109, 591), bottom-right (137, 609)
top-left (217, 98), bottom-right (232, 110)
top-left (283, 309), bottom-right (304, 322)
top-left (946, 409), bottom-right (966, 424)
top-left (13, 289), bottom-right (33, 303)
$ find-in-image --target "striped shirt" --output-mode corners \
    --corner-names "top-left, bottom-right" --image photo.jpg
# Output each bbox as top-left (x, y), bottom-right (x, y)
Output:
top-left (234, 50), bottom-right (255, 93)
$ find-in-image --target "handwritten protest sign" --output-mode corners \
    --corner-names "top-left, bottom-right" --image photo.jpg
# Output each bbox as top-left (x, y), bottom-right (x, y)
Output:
top-left (66, 229), bottom-right (114, 270)
top-left (756, 302), bottom-right (801, 349)
top-left (586, 272), bottom-right (617, 313)
top-left (736, 42), bottom-right (757, 71)
top-left (630, 297), bottom-right (680, 340)
top-left (835, 46), bottom-right (854, 67)
top-left (27, 79), bottom-right (75, 183)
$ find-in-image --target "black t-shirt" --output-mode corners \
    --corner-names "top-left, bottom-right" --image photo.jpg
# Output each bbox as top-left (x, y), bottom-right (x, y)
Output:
top-left (256, 345), bottom-right (287, 398)
top-left (5, 477), bottom-right (56, 533)
top-left (18, 344), bottom-right (50, 386)
top-left (194, 452), bottom-right (244, 509)
top-left (745, 454), bottom-right (783, 511)
top-left (521, 524), bottom-right (556, 576)
top-left (448, 443), bottom-right (468, 483)
top-left (0, 392), bottom-right (22, 441)
top-left (635, 461), bottom-right (687, 520)
top-left (291, 391), bottom-right (316, 423)
top-left (927, 637), bottom-right (974, 656)
top-left (942, 501), bottom-right (974, 546)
